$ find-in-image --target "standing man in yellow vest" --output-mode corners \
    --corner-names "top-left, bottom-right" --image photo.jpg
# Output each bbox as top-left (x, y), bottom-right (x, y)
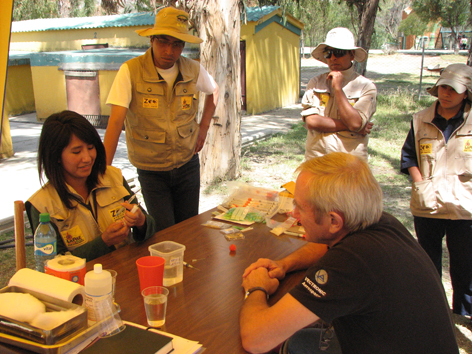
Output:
top-left (104, 7), bottom-right (218, 231)
top-left (301, 28), bottom-right (376, 161)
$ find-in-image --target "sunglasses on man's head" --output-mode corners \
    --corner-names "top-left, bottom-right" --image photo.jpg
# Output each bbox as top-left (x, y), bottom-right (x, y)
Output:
top-left (323, 48), bottom-right (349, 59)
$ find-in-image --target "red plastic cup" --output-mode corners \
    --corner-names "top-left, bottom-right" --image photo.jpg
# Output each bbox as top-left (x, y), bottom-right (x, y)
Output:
top-left (136, 256), bottom-right (165, 292)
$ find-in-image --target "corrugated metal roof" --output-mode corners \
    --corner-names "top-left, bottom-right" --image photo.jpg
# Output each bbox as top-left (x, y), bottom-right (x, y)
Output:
top-left (245, 5), bottom-right (279, 22)
top-left (11, 6), bottom-right (282, 33)
top-left (11, 12), bottom-right (155, 33)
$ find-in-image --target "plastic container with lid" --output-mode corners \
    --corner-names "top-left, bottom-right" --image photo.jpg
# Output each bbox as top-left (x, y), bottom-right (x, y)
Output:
top-left (149, 241), bottom-right (186, 286)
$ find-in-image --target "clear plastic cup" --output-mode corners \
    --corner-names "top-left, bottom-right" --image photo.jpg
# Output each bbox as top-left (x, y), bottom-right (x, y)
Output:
top-left (141, 286), bottom-right (169, 328)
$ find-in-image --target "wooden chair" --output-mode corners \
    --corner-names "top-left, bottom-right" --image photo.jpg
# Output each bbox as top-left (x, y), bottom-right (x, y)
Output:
top-left (14, 200), bottom-right (26, 271)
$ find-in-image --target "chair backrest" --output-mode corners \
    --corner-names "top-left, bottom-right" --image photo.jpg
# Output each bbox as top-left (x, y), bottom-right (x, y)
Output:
top-left (14, 200), bottom-right (26, 271)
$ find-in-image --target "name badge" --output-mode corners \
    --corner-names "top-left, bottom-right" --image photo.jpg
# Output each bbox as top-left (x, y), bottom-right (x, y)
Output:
top-left (419, 143), bottom-right (432, 155)
top-left (109, 206), bottom-right (125, 222)
top-left (143, 98), bottom-right (158, 108)
top-left (320, 93), bottom-right (329, 107)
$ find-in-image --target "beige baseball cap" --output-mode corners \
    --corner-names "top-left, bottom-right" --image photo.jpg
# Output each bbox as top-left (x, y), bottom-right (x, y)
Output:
top-left (135, 7), bottom-right (203, 44)
top-left (311, 27), bottom-right (367, 64)
top-left (427, 63), bottom-right (472, 101)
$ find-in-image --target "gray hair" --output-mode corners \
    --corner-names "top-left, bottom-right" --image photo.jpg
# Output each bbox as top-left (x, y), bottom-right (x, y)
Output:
top-left (296, 152), bottom-right (383, 233)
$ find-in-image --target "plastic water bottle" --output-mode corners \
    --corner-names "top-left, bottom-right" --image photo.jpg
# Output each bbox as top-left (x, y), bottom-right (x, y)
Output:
top-left (34, 213), bottom-right (57, 272)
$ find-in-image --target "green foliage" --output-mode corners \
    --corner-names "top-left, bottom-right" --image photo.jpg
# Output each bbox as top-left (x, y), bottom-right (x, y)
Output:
top-left (398, 12), bottom-right (428, 37)
top-left (268, 0), bottom-right (353, 47)
top-left (13, 0), bottom-right (58, 21)
top-left (412, 0), bottom-right (470, 32)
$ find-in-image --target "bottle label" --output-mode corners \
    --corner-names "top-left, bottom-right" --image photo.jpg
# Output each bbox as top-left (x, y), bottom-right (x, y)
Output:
top-left (34, 242), bottom-right (57, 256)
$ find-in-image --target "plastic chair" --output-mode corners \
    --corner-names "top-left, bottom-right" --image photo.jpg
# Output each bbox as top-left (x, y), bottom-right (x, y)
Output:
top-left (14, 200), bottom-right (26, 271)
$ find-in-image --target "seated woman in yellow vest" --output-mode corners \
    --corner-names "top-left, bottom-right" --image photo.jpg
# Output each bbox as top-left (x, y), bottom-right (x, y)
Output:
top-left (27, 110), bottom-right (156, 262)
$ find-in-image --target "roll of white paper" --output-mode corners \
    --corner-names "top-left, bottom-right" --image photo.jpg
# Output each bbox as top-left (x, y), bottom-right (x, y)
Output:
top-left (8, 268), bottom-right (85, 305)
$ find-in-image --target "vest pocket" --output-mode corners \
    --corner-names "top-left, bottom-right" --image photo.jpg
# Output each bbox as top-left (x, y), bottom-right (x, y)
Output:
top-left (411, 179), bottom-right (438, 211)
top-left (128, 128), bottom-right (172, 164)
top-left (177, 120), bottom-right (198, 139)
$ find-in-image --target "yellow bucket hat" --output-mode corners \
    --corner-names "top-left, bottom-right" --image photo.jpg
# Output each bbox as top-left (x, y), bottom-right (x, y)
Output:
top-left (135, 7), bottom-right (203, 44)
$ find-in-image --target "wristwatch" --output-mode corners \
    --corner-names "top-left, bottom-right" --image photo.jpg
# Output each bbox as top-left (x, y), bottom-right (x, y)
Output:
top-left (245, 287), bottom-right (269, 300)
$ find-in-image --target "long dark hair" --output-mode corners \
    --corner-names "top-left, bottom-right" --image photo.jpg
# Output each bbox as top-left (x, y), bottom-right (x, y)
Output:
top-left (37, 110), bottom-right (107, 209)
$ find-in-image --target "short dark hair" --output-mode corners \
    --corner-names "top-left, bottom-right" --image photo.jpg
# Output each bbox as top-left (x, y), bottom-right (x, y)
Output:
top-left (37, 110), bottom-right (107, 209)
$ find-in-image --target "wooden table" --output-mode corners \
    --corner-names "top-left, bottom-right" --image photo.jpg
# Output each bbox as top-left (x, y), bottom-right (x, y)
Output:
top-left (88, 209), bottom-right (307, 354)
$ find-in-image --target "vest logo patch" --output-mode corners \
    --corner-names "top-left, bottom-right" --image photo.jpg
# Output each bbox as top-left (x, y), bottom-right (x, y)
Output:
top-left (320, 93), bottom-right (329, 107)
top-left (464, 139), bottom-right (472, 153)
top-left (143, 97), bottom-right (158, 108)
top-left (419, 143), bottom-right (432, 155)
top-left (61, 225), bottom-right (86, 248)
top-left (110, 206), bottom-right (125, 222)
top-left (181, 96), bottom-right (192, 110)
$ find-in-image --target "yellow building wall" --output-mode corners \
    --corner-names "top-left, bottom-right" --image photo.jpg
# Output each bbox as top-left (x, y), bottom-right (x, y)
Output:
top-left (241, 21), bottom-right (300, 114)
top-left (31, 66), bottom-right (67, 119)
top-left (1, 0), bottom-right (14, 158)
top-left (10, 26), bottom-right (151, 52)
top-left (98, 70), bottom-right (119, 116)
top-left (4, 64), bottom-right (35, 116)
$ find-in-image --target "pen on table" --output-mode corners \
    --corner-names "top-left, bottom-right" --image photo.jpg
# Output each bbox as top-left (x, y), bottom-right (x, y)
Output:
top-left (184, 262), bottom-right (199, 270)
top-left (119, 188), bottom-right (141, 214)
top-left (284, 231), bottom-right (305, 238)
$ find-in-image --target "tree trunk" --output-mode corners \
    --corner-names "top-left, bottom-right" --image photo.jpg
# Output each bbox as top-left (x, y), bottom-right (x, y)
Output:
top-left (191, 0), bottom-right (242, 184)
top-left (352, 0), bottom-right (380, 76)
top-left (469, 0), bottom-right (472, 66)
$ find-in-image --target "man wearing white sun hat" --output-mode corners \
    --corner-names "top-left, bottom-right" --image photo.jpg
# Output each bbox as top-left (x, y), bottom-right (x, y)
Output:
top-left (104, 7), bottom-right (218, 232)
top-left (301, 27), bottom-right (377, 161)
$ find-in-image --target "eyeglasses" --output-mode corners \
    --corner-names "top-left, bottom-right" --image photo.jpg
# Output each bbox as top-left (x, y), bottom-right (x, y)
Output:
top-left (319, 323), bottom-right (334, 351)
top-left (152, 36), bottom-right (185, 49)
top-left (323, 48), bottom-right (349, 59)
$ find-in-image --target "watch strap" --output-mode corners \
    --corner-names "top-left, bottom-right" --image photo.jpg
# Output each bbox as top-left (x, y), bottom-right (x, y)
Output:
top-left (245, 287), bottom-right (269, 300)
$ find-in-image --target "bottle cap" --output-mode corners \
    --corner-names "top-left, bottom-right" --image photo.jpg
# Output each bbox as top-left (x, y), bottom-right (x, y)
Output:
top-left (94, 264), bottom-right (103, 273)
top-left (39, 213), bottom-right (50, 223)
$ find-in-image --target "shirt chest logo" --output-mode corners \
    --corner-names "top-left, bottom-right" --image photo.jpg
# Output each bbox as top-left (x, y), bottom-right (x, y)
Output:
top-left (419, 143), bottom-right (432, 155)
top-left (181, 96), bottom-right (192, 110)
top-left (320, 93), bottom-right (329, 107)
top-left (464, 139), bottom-right (472, 153)
top-left (61, 225), bottom-right (86, 248)
top-left (109, 206), bottom-right (125, 222)
top-left (143, 97), bottom-right (158, 108)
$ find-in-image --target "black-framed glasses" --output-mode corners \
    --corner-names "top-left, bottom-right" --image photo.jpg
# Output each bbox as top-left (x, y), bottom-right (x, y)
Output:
top-left (323, 48), bottom-right (349, 59)
top-left (152, 36), bottom-right (185, 49)
top-left (319, 323), bottom-right (334, 351)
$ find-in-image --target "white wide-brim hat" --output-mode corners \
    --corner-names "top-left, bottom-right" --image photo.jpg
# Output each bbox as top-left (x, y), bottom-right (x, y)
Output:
top-left (135, 7), bottom-right (203, 44)
top-left (427, 63), bottom-right (472, 101)
top-left (311, 27), bottom-right (368, 65)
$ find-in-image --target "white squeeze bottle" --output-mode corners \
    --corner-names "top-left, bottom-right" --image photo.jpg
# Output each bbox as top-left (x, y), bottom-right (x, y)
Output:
top-left (84, 264), bottom-right (112, 324)
top-left (34, 213), bottom-right (57, 272)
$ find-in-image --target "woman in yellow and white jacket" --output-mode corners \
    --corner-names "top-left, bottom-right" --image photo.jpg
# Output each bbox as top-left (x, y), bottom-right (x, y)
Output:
top-left (401, 63), bottom-right (472, 319)
top-left (27, 111), bottom-right (156, 262)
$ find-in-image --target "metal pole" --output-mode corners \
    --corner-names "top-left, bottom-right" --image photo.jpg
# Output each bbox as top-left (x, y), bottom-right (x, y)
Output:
top-left (418, 39), bottom-right (425, 100)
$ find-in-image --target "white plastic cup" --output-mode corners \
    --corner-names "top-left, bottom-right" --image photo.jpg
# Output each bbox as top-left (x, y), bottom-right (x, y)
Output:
top-left (142, 286), bottom-right (169, 327)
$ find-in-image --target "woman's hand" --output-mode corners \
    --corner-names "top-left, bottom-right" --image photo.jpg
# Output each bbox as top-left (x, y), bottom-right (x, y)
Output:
top-left (120, 202), bottom-right (146, 228)
top-left (102, 219), bottom-right (130, 246)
